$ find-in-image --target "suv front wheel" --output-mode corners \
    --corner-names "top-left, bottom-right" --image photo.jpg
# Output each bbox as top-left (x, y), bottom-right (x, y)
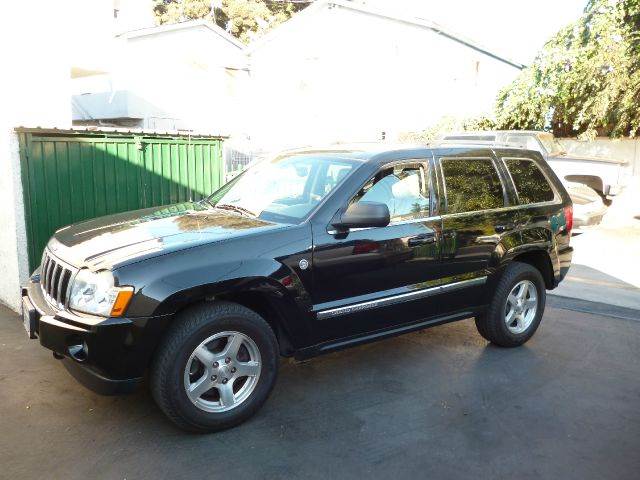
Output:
top-left (475, 262), bottom-right (546, 347)
top-left (150, 301), bottom-right (279, 433)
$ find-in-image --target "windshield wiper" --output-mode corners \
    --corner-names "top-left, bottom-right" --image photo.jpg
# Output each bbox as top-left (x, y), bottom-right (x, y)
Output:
top-left (215, 203), bottom-right (256, 217)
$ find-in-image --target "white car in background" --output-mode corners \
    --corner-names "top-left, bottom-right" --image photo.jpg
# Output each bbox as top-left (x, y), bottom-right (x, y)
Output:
top-left (564, 182), bottom-right (608, 228)
top-left (441, 130), bottom-right (630, 200)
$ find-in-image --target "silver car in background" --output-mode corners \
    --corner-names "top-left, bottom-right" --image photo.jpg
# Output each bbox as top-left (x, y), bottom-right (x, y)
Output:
top-left (441, 130), bottom-right (629, 199)
top-left (564, 182), bottom-right (607, 228)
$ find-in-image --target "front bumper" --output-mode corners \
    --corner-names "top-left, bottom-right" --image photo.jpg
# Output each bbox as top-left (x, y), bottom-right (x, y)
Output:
top-left (21, 278), bottom-right (170, 395)
top-left (573, 201), bottom-right (608, 228)
top-left (61, 357), bottom-right (140, 395)
top-left (573, 211), bottom-right (606, 228)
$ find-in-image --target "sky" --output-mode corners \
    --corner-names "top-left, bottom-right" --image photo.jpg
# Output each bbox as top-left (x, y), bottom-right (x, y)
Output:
top-left (360, 0), bottom-right (588, 65)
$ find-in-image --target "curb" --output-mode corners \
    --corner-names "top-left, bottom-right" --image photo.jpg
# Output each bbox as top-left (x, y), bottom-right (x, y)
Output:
top-left (547, 294), bottom-right (640, 322)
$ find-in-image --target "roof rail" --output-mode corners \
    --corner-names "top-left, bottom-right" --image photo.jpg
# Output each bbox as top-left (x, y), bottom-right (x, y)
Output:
top-left (430, 139), bottom-right (513, 148)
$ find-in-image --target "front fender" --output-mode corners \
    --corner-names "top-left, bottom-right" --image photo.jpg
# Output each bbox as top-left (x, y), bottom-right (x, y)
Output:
top-left (157, 271), bottom-right (313, 350)
top-left (112, 223), bottom-right (314, 340)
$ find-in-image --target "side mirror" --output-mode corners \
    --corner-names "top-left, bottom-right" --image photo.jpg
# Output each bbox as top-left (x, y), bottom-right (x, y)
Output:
top-left (332, 201), bottom-right (390, 230)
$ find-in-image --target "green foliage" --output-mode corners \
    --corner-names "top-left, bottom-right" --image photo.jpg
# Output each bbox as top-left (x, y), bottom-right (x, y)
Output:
top-left (495, 0), bottom-right (640, 139)
top-left (153, 0), bottom-right (308, 43)
top-left (399, 115), bottom-right (496, 144)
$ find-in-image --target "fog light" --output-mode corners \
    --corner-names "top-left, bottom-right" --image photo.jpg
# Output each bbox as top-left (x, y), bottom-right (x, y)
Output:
top-left (68, 341), bottom-right (88, 362)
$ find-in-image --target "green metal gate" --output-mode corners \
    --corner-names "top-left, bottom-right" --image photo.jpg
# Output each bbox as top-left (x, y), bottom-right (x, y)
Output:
top-left (17, 128), bottom-right (226, 272)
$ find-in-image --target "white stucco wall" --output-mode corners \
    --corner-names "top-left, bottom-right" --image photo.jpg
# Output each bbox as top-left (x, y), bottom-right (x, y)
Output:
top-left (0, 131), bottom-right (30, 312)
top-left (1, 1), bottom-right (72, 311)
top-left (248, 4), bottom-right (521, 151)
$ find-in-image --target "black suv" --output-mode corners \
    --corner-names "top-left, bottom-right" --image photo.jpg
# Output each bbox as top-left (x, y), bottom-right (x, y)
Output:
top-left (21, 144), bottom-right (573, 432)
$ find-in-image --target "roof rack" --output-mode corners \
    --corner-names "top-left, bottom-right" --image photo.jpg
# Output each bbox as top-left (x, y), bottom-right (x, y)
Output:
top-left (430, 139), bottom-right (514, 148)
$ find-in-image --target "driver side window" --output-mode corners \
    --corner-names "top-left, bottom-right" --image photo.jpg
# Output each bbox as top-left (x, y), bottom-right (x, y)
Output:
top-left (352, 163), bottom-right (430, 222)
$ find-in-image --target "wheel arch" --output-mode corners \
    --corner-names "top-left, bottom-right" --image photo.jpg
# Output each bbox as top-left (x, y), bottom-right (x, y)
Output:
top-left (154, 277), bottom-right (310, 358)
top-left (214, 290), bottom-right (298, 357)
top-left (563, 174), bottom-right (605, 195)
top-left (511, 250), bottom-right (555, 290)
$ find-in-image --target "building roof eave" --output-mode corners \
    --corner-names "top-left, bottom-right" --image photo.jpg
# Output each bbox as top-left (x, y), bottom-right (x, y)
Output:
top-left (118, 19), bottom-right (246, 50)
top-left (247, 0), bottom-right (526, 70)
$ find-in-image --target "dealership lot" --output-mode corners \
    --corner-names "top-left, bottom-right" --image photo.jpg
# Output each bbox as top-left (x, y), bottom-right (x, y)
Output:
top-left (1, 300), bottom-right (639, 480)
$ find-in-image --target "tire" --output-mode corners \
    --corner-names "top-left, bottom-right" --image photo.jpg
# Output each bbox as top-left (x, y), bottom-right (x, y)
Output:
top-left (475, 262), bottom-right (546, 348)
top-left (150, 301), bottom-right (279, 433)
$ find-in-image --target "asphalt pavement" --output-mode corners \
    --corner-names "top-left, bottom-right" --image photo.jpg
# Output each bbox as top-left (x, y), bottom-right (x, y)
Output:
top-left (1, 299), bottom-right (638, 480)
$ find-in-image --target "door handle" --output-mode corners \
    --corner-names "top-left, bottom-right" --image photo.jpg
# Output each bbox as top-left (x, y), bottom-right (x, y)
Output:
top-left (494, 224), bottom-right (515, 233)
top-left (408, 234), bottom-right (436, 247)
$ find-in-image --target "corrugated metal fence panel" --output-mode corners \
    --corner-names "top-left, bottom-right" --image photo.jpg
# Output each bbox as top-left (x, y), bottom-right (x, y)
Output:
top-left (18, 130), bottom-right (224, 272)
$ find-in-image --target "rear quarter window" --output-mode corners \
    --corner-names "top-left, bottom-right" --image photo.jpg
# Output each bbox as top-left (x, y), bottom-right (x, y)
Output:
top-left (441, 158), bottom-right (505, 214)
top-left (505, 158), bottom-right (555, 204)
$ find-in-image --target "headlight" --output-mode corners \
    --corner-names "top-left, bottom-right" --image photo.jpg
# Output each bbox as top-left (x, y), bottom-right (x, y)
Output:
top-left (69, 269), bottom-right (134, 317)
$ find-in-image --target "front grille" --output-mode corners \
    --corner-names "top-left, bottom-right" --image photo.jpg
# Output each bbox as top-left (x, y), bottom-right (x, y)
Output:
top-left (40, 250), bottom-right (77, 309)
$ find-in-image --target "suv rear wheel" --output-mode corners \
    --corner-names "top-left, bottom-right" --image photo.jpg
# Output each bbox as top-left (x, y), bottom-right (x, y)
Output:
top-left (475, 262), bottom-right (546, 347)
top-left (150, 301), bottom-right (278, 433)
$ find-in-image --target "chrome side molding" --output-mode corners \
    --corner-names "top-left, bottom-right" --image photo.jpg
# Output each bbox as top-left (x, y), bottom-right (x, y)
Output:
top-left (316, 276), bottom-right (487, 320)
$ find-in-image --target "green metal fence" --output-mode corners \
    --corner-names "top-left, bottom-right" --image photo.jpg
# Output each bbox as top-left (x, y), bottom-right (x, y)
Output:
top-left (17, 128), bottom-right (225, 272)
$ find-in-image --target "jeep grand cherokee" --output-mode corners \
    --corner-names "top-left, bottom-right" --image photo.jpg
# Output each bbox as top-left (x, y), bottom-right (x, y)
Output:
top-left (21, 144), bottom-right (573, 432)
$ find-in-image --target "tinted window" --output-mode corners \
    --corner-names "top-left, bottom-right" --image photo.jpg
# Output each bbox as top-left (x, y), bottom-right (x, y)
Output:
top-left (505, 159), bottom-right (555, 204)
top-left (441, 158), bottom-right (505, 214)
top-left (353, 164), bottom-right (430, 222)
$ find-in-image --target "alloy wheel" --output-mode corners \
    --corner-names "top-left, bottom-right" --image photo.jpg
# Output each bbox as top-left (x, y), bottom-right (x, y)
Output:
top-left (504, 280), bottom-right (538, 334)
top-left (183, 331), bottom-right (262, 413)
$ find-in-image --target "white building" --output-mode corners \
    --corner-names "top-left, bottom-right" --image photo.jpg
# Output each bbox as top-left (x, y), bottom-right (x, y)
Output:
top-left (246, 0), bottom-right (524, 151)
top-left (73, 20), bottom-right (249, 135)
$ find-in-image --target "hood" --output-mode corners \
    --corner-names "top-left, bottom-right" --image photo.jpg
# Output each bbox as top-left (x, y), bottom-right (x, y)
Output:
top-left (548, 152), bottom-right (628, 166)
top-left (48, 202), bottom-right (288, 270)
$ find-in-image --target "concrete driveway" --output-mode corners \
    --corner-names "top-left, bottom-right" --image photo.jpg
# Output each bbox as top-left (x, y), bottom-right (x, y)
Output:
top-left (549, 178), bottom-right (640, 310)
top-left (1, 301), bottom-right (638, 480)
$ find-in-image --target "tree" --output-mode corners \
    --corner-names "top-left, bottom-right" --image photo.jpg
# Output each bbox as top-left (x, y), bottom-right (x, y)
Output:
top-left (398, 115), bottom-right (496, 144)
top-left (153, 0), bottom-right (309, 43)
top-left (495, 0), bottom-right (640, 139)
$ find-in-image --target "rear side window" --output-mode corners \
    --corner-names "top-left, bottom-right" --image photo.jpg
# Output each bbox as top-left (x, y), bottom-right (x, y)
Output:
top-left (505, 158), bottom-right (555, 204)
top-left (441, 158), bottom-right (505, 214)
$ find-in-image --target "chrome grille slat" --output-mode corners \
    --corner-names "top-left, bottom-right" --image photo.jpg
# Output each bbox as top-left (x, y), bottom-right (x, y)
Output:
top-left (46, 260), bottom-right (56, 296)
top-left (59, 269), bottom-right (72, 305)
top-left (40, 250), bottom-right (78, 310)
top-left (52, 264), bottom-right (63, 304)
top-left (42, 256), bottom-right (50, 292)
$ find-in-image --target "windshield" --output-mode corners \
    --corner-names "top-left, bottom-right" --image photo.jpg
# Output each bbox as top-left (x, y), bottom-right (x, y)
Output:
top-left (206, 154), bottom-right (359, 223)
top-left (537, 134), bottom-right (566, 155)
